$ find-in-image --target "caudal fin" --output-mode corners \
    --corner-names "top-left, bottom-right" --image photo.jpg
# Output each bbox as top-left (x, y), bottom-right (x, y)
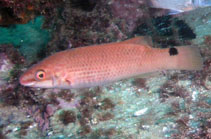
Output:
top-left (175, 46), bottom-right (203, 70)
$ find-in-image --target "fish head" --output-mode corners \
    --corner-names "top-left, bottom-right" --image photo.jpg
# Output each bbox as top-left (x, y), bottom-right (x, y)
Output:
top-left (19, 63), bottom-right (55, 88)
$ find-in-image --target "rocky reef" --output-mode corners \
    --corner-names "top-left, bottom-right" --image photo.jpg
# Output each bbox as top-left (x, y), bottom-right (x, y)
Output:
top-left (0, 0), bottom-right (62, 25)
top-left (0, 0), bottom-right (210, 138)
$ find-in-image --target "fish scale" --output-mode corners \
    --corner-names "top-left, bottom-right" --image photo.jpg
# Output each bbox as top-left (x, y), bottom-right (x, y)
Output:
top-left (19, 36), bottom-right (203, 89)
top-left (67, 44), bottom-right (146, 88)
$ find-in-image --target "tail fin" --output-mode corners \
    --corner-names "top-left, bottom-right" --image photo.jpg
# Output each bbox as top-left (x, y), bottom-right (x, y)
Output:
top-left (175, 46), bottom-right (203, 70)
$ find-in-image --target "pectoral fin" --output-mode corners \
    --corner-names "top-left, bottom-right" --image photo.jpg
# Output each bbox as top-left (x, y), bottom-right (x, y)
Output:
top-left (65, 79), bottom-right (72, 85)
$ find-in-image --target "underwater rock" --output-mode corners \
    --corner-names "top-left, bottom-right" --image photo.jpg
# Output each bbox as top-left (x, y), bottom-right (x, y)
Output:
top-left (0, 44), bottom-right (24, 88)
top-left (204, 73), bottom-right (211, 90)
top-left (45, 0), bottom-right (153, 54)
top-left (0, 53), bottom-right (14, 86)
top-left (26, 104), bottom-right (55, 132)
top-left (133, 15), bottom-right (196, 48)
top-left (178, 7), bottom-right (211, 44)
top-left (0, 3), bottom-right (36, 25)
top-left (0, 0), bottom-right (62, 25)
top-left (109, 0), bottom-right (145, 32)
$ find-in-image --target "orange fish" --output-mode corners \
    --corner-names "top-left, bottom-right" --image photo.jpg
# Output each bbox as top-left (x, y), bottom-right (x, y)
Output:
top-left (19, 36), bottom-right (203, 89)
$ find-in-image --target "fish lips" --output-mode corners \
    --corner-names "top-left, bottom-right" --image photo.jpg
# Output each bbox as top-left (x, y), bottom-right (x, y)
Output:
top-left (19, 75), bottom-right (36, 87)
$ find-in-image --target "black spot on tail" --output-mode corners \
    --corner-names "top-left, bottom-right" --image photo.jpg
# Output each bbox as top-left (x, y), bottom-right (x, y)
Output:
top-left (169, 47), bottom-right (178, 56)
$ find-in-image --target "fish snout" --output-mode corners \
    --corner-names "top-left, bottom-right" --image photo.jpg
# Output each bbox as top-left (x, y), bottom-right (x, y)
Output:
top-left (19, 74), bottom-right (35, 87)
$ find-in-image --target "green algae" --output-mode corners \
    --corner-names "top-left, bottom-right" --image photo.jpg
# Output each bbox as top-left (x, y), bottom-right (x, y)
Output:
top-left (0, 16), bottom-right (51, 63)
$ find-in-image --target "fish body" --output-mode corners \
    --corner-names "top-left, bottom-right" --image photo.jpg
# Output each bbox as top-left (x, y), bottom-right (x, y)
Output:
top-left (19, 36), bottom-right (203, 89)
top-left (148, 0), bottom-right (211, 14)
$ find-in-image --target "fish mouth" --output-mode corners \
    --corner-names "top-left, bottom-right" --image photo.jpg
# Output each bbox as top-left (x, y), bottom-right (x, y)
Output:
top-left (21, 82), bottom-right (36, 86)
top-left (19, 80), bottom-right (36, 87)
top-left (19, 75), bottom-right (36, 87)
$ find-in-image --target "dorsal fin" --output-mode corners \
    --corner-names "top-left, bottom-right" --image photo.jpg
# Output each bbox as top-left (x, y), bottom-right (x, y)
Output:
top-left (120, 36), bottom-right (153, 46)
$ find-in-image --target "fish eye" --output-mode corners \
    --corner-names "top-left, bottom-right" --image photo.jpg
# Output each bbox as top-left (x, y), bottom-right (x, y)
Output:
top-left (35, 70), bottom-right (46, 81)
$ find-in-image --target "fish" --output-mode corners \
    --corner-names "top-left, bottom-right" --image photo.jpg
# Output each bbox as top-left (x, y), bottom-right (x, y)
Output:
top-left (148, 0), bottom-right (211, 14)
top-left (19, 36), bottom-right (203, 89)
